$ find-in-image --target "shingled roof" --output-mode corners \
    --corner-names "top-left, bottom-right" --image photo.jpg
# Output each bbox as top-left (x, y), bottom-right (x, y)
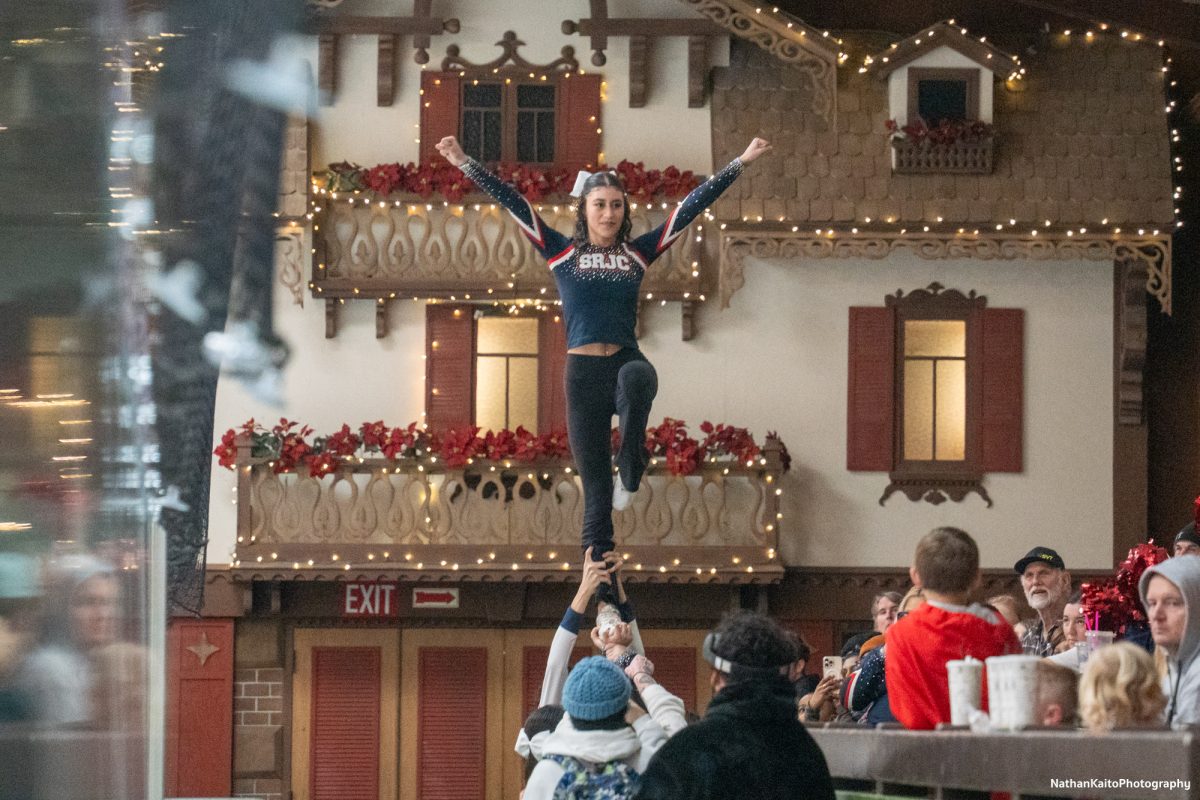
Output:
top-left (709, 35), bottom-right (1174, 227)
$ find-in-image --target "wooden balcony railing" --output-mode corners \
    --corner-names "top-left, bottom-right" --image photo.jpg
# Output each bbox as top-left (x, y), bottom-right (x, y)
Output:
top-left (310, 196), bottom-right (708, 337)
top-left (231, 437), bottom-right (785, 583)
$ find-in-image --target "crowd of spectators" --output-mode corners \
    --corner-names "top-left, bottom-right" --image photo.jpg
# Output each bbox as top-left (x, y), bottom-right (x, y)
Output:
top-left (515, 520), bottom-right (1200, 797)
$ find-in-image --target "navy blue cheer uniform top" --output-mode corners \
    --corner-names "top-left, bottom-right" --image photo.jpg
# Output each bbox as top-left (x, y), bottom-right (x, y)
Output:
top-left (459, 157), bottom-right (744, 350)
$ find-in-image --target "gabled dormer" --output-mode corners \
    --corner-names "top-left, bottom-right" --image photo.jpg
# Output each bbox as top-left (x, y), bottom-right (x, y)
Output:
top-left (869, 21), bottom-right (1023, 173)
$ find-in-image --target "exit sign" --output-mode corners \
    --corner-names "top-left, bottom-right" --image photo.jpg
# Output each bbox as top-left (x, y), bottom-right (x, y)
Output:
top-left (343, 582), bottom-right (399, 617)
top-left (412, 588), bottom-right (459, 609)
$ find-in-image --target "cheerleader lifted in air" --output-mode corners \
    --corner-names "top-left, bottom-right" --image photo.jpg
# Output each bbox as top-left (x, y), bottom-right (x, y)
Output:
top-left (436, 134), bottom-right (771, 599)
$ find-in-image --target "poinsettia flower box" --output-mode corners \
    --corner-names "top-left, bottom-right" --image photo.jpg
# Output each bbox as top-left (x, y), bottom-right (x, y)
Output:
top-left (886, 118), bottom-right (995, 175)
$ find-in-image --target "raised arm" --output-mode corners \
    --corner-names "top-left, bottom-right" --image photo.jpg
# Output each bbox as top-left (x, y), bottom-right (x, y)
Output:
top-left (537, 549), bottom-right (612, 707)
top-left (628, 137), bottom-right (771, 267)
top-left (435, 135), bottom-right (568, 261)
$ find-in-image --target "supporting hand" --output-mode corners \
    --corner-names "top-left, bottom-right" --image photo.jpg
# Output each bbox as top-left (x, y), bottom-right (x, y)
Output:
top-left (739, 137), bottom-right (772, 164)
top-left (570, 547), bottom-right (613, 613)
top-left (435, 135), bottom-right (468, 167)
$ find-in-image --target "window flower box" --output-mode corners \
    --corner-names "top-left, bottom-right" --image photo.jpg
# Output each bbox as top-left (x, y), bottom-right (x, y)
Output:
top-left (886, 119), bottom-right (995, 175)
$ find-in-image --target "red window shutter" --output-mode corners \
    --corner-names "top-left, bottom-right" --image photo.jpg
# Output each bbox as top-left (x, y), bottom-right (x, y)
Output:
top-left (980, 308), bottom-right (1024, 472)
top-left (643, 647), bottom-right (697, 713)
top-left (521, 644), bottom-right (591, 720)
top-left (847, 306), bottom-right (896, 471)
top-left (426, 304), bottom-right (475, 433)
top-left (556, 74), bottom-right (602, 171)
top-left (418, 647), bottom-right (488, 800)
top-left (310, 647), bottom-right (381, 800)
top-left (538, 313), bottom-right (569, 435)
top-left (420, 72), bottom-right (462, 164)
top-left (165, 619), bottom-right (234, 798)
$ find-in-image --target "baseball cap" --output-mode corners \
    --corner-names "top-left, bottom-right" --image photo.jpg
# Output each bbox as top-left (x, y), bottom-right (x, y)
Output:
top-left (1014, 546), bottom-right (1066, 574)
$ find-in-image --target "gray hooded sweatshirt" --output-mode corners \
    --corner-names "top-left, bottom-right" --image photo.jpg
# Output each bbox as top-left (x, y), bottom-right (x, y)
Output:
top-left (1138, 556), bottom-right (1200, 727)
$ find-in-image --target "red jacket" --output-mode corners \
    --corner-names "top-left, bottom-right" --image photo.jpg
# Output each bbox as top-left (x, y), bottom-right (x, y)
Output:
top-left (885, 602), bottom-right (1021, 730)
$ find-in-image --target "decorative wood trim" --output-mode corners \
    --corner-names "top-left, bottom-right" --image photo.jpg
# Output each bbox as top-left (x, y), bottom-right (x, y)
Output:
top-left (588, 0), bottom-right (609, 66)
top-left (562, 18), bottom-right (726, 37)
top-left (375, 299), bottom-right (390, 339)
top-left (687, 35), bottom-right (710, 108)
top-left (377, 34), bottom-right (397, 106)
top-left (275, 227), bottom-right (305, 308)
top-left (880, 474), bottom-right (993, 507)
top-left (324, 298), bottom-right (337, 339)
top-left (308, 7), bottom-right (460, 103)
top-left (317, 33), bottom-right (337, 105)
top-left (682, 299), bottom-right (697, 341)
top-left (675, 0), bottom-right (837, 125)
top-left (411, 0), bottom-right (434, 65)
top-left (718, 227), bottom-right (1172, 315)
top-left (1117, 258), bottom-right (1148, 425)
top-left (629, 35), bottom-right (649, 107)
top-left (441, 30), bottom-right (579, 75)
top-left (870, 20), bottom-right (1021, 80)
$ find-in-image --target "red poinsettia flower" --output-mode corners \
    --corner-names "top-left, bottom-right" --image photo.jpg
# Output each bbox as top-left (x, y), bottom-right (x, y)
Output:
top-left (306, 451), bottom-right (341, 478)
top-left (363, 162), bottom-right (403, 196)
top-left (323, 424), bottom-right (361, 457)
top-left (700, 421), bottom-right (760, 464)
top-left (381, 422), bottom-right (423, 460)
top-left (213, 429), bottom-right (238, 469)
top-left (360, 420), bottom-right (389, 451)
top-left (538, 430), bottom-right (572, 460)
top-left (665, 436), bottom-right (702, 476)
top-left (438, 426), bottom-right (484, 467)
top-left (483, 428), bottom-right (518, 461)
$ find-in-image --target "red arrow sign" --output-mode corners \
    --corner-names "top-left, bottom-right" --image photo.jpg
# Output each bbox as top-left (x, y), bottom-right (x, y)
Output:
top-left (413, 588), bottom-right (460, 608)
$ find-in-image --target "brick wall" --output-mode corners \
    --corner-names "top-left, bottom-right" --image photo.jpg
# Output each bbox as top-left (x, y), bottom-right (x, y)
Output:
top-left (234, 667), bottom-right (283, 726)
top-left (232, 620), bottom-right (285, 800)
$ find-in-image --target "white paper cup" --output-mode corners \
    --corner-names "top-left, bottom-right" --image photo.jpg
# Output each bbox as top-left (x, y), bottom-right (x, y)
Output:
top-left (986, 654), bottom-right (1041, 730)
top-left (1085, 630), bottom-right (1115, 651)
top-left (946, 657), bottom-right (984, 725)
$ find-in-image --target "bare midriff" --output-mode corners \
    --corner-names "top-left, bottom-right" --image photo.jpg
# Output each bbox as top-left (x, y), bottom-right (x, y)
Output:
top-left (568, 342), bottom-right (623, 356)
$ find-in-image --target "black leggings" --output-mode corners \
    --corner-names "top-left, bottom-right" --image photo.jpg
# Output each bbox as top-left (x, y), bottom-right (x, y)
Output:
top-left (565, 348), bottom-right (658, 559)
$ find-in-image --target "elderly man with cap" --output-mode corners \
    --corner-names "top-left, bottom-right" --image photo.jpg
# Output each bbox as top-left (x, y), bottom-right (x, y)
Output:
top-left (1015, 546), bottom-right (1072, 657)
top-left (1174, 522), bottom-right (1200, 558)
top-left (634, 611), bottom-right (834, 800)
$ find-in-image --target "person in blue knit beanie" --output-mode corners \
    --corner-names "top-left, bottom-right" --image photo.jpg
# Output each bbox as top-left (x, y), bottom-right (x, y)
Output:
top-left (523, 656), bottom-right (668, 799)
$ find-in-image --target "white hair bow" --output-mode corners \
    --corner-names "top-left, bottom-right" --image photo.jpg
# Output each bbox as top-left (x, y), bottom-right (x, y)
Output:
top-left (570, 170), bottom-right (594, 198)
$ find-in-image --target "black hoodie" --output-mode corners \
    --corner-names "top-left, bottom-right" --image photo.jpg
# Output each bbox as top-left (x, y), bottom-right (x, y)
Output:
top-left (633, 676), bottom-right (836, 800)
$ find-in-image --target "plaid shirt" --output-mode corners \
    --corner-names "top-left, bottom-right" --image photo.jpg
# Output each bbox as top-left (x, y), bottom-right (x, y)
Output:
top-left (1019, 617), bottom-right (1064, 657)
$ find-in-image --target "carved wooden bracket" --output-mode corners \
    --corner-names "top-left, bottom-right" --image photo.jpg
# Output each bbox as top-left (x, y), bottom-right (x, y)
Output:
top-left (275, 226), bottom-right (306, 308)
top-left (309, 2), bottom-right (461, 105)
top-left (1117, 258), bottom-right (1148, 425)
top-left (442, 30), bottom-right (579, 75)
top-left (718, 227), bottom-right (1173, 316)
top-left (562, 1), bottom-right (724, 108)
top-left (879, 475), bottom-right (993, 508)
top-left (675, 0), bottom-right (838, 125)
